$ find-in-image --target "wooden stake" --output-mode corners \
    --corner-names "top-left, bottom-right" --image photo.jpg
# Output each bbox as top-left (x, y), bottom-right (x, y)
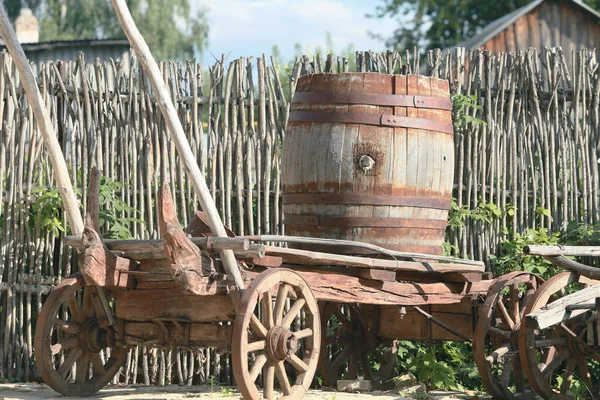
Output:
top-left (110, 0), bottom-right (245, 293)
top-left (0, 5), bottom-right (83, 235)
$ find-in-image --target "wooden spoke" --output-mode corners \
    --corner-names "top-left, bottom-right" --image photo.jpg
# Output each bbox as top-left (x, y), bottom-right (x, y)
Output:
top-left (347, 352), bottom-right (359, 380)
top-left (261, 291), bottom-right (274, 330)
top-left (519, 272), bottom-right (600, 400)
top-left (331, 345), bottom-right (352, 369)
top-left (542, 348), bottom-right (570, 379)
top-left (488, 326), bottom-right (511, 338)
top-left (263, 364), bottom-right (275, 400)
top-left (496, 299), bottom-right (515, 330)
top-left (288, 354), bottom-right (308, 373)
top-left (247, 340), bottom-right (266, 353)
top-left (51, 337), bottom-right (79, 355)
top-left (53, 319), bottom-right (80, 335)
top-left (34, 275), bottom-right (128, 396)
top-left (275, 360), bottom-right (292, 395)
top-left (577, 358), bottom-right (592, 388)
top-left (75, 354), bottom-right (90, 384)
top-left (232, 269), bottom-right (320, 400)
top-left (91, 353), bottom-right (106, 376)
top-left (318, 302), bottom-right (396, 388)
top-left (559, 358), bottom-right (576, 395)
top-left (281, 299), bottom-right (305, 328)
top-left (513, 357), bottom-right (524, 393)
top-left (295, 328), bottom-right (313, 340)
top-left (250, 314), bottom-right (268, 338)
top-left (475, 271), bottom-right (544, 400)
top-left (509, 284), bottom-right (521, 325)
top-left (485, 345), bottom-right (510, 365)
top-left (58, 348), bottom-right (83, 379)
top-left (360, 351), bottom-right (373, 381)
top-left (333, 309), bottom-right (352, 330)
top-left (273, 284), bottom-right (289, 325)
top-left (67, 297), bottom-right (84, 325)
top-left (249, 353), bottom-right (268, 381)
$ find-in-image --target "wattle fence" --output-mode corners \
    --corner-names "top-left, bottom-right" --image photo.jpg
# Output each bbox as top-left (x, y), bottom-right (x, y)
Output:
top-left (0, 46), bottom-right (597, 383)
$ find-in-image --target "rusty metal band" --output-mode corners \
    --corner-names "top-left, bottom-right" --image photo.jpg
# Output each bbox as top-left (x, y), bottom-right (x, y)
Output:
top-left (282, 193), bottom-right (451, 210)
top-left (288, 111), bottom-right (454, 135)
top-left (292, 91), bottom-right (453, 111)
top-left (284, 215), bottom-right (447, 230)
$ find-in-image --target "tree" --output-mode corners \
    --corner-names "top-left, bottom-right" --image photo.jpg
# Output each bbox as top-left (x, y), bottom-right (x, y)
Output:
top-left (369, 0), bottom-right (600, 49)
top-left (5, 0), bottom-right (208, 60)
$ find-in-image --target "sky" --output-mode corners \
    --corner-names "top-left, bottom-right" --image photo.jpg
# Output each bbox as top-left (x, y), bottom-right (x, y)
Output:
top-left (194, 0), bottom-right (398, 64)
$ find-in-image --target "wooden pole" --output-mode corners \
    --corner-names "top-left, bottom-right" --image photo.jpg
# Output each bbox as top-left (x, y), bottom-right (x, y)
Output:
top-left (0, 5), bottom-right (83, 236)
top-left (110, 0), bottom-right (245, 293)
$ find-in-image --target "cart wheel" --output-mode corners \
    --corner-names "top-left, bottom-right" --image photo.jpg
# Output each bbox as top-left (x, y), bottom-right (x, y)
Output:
top-left (474, 271), bottom-right (543, 399)
top-left (232, 268), bottom-right (320, 400)
top-left (318, 302), bottom-right (396, 388)
top-left (34, 274), bottom-right (128, 396)
top-left (519, 272), bottom-right (599, 400)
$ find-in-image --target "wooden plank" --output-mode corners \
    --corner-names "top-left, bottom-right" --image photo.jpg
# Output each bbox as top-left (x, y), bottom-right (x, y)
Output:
top-left (114, 290), bottom-right (236, 322)
top-left (355, 268), bottom-right (397, 282)
top-left (265, 269), bottom-right (489, 306)
top-left (526, 284), bottom-right (600, 330)
top-left (123, 321), bottom-right (232, 348)
top-left (260, 246), bottom-right (485, 273)
top-left (525, 245), bottom-right (600, 257)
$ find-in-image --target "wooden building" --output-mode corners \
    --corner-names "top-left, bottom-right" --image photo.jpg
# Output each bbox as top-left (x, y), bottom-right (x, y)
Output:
top-left (458, 0), bottom-right (600, 55)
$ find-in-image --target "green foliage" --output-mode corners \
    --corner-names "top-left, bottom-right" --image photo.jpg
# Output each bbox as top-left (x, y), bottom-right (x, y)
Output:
top-left (33, 186), bottom-right (68, 237)
top-left (396, 341), bottom-right (480, 391)
top-left (368, 0), bottom-right (533, 49)
top-left (5, 0), bottom-right (208, 60)
top-left (219, 387), bottom-right (236, 397)
top-left (491, 227), bottom-right (561, 279)
top-left (32, 175), bottom-right (142, 239)
top-left (452, 94), bottom-right (486, 130)
top-left (97, 176), bottom-right (143, 240)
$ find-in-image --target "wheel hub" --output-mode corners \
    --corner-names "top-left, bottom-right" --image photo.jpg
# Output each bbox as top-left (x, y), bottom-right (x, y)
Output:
top-left (266, 325), bottom-right (298, 361)
top-left (80, 319), bottom-right (111, 353)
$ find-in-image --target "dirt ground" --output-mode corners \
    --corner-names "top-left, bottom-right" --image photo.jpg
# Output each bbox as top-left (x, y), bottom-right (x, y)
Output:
top-left (0, 383), bottom-right (484, 400)
top-left (0, 383), bottom-right (410, 400)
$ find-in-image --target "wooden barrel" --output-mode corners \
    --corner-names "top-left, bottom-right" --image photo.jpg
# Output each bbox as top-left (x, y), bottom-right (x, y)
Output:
top-left (282, 73), bottom-right (454, 255)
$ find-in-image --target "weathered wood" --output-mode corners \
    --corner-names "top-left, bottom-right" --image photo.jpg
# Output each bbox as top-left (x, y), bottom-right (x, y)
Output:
top-left (111, 0), bottom-right (245, 293)
top-left (526, 282), bottom-right (600, 330)
top-left (158, 185), bottom-right (215, 294)
top-left (122, 322), bottom-right (232, 349)
top-left (244, 269), bottom-right (490, 306)
top-left (283, 73), bottom-right (453, 256)
top-left (245, 235), bottom-right (484, 266)
top-left (78, 215), bottom-right (134, 288)
top-left (258, 246), bottom-right (485, 273)
top-left (114, 290), bottom-right (236, 322)
top-left (185, 211), bottom-right (235, 238)
top-left (64, 236), bottom-right (253, 259)
top-left (355, 269), bottom-right (397, 282)
top-left (378, 299), bottom-right (475, 340)
top-left (525, 245), bottom-right (600, 256)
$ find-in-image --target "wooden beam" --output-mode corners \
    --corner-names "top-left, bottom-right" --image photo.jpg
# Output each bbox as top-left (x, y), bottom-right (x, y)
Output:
top-left (0, 6), bottom-right (83, 235)
top-left (78, 215), bottom-right (134, 288)
top-left (110, 0), bottom-right (245, 294)
top-left (122, 322), bottom-right (232, 349)
top-left (525, 245), bottom-right (600, 257)
top-left (158, 185), bottom-right (216, 294)
top-left (258, 246), bottom-right (485, 273)
top-left (114, 290), bottom-right (236, 322)
top-left (526, 284), bottom-right (600, 330)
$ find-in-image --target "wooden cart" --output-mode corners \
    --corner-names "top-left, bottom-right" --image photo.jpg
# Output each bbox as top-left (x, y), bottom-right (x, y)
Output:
top-left (33, 170), bottom-right (557, 400)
